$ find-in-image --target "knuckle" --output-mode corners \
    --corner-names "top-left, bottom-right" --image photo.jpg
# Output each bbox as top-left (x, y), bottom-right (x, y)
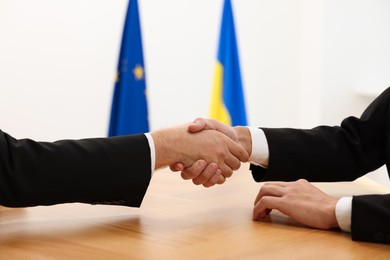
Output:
top-left (216, 149), bottom-right (227, 158)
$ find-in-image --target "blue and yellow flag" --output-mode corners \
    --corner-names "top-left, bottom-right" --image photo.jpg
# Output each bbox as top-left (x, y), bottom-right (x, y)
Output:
top-left (210, 0), bottom-right (247, 126)
top-left (109, 0), bottom-right (149, 136)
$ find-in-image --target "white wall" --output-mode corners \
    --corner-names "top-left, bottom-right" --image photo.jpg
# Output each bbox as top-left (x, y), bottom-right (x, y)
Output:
top-left (1, 0), bottom-right (390, 186)
top-left (0, 0), bottom-right (127, 140)
top-left (320, 0), bottom-right (390, 187)
top-left (0, 0), bottom-right (303, 141)
top-left (322, 0), bottom-right (390, 124)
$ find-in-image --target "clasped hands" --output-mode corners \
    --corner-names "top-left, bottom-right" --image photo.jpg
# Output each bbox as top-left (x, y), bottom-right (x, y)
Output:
top-left (151, 118), bottom-right (339, 230)
top-left (151, 118), bottom-right (250, 184)
top-left (170, 118), bottom-right (252, 187)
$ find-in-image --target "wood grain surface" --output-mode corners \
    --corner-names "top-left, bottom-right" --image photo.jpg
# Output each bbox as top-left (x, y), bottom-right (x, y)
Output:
top-left (1, 164), bottom-right (389, 259)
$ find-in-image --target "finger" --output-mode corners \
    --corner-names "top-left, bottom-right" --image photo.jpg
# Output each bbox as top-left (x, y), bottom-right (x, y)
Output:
top-left (213, 122), bottom-right (238, 141)
top-left (224, 154), bottom-right (241, 171)
top-left (203, 168), bottom-right (225, 187)
top-left (192, 163), bottom-right (219, 185)
top-left (253, 196), bottom-right (280, 220)
top-left (254, 184), bottom-right (285, 205)
top-left (210, 121), bottom-right (237, 141)
top-left (219, 163), bottom-right (234, 178)
top-left (227, 138), bottom-right (249, 162)
top-left (181, 160), bottom-right (207, 180)
top-left (187, 118), bottom-right (207, 133)
top-left (214, 169), bottom-right (225, 184)
top-left (262, 181), bottom-right (289, 187)
top-left (170, 163), bottom-right (184, 172)
top-left (189, 118), bottom-right (238, 141)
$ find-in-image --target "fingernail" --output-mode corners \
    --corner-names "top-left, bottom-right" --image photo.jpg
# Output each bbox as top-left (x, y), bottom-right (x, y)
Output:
top-left (198, 160), bottom-right (207, 169)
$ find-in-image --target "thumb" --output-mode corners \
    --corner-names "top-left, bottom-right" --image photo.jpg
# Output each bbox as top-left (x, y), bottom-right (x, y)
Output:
top-left (187, 118), bottom-right (207, 133)
top-left (170, 163), bottom-right (184, 172)
top-left (188, 118), bottom-right (238, 141)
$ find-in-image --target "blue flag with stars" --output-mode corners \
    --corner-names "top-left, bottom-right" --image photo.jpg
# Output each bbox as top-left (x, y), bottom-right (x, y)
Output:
top-left (109, 0), bottom-right (149, 136)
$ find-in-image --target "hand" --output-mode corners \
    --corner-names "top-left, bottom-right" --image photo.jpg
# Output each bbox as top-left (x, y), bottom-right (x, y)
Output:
top-left (253, 179), bottom-right (339, 230)
top-left (151, 123), bottom-right (249, 184)
top-left (188, 118), bottom-right (252, 153)
top-left (179, 160), bottom-right (225, 188)
top-left (188, 118), bottom-right (240, 141)
top-left (170, 118), bottom-right (251, 187)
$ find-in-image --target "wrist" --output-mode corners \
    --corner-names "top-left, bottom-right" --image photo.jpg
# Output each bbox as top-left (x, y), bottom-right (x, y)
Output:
top-left (150, 128), bottom-right (178, 169)
top-left (327, 197), bottom-right (340, 229)
top-left (234, 126), bottom-right (252, 158)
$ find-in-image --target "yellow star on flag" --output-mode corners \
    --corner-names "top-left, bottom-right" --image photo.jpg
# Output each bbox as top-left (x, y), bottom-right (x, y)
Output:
top-left (133, 64), bottom-right (144, 80)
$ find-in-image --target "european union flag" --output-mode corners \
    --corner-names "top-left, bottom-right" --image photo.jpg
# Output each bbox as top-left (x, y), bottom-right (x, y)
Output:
top-left (209, 0), bottom-right (247, 126)
top-left (109, 0), bottom-right (149, 136)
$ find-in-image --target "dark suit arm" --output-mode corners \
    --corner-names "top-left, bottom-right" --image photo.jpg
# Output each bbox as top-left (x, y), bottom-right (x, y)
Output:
top-left (0, 131), bottom-right (152, 207)
top-left (351, 194), bottom-right (390, 244)
top-left (252, 87), bottom-right (390, 182)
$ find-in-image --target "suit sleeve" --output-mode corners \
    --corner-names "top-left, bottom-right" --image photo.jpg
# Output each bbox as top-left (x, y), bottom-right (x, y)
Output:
top-left (251, 87), bottom-right (390, 182)
top-left (351, 194), bottom-right (390, 244)
top-left (250, 87), bottom-right (390, 244)
top-left (0, 131), bottom-right (152, 208)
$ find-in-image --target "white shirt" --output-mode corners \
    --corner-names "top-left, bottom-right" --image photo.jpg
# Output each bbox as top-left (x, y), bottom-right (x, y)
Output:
top-left (144, 133), bottom-right (156, 175)
top-left (246, 127), bottom-right (352, 232)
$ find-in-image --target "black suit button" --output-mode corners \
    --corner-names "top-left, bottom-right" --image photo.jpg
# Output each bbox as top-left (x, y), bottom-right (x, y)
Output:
top-left (374, 232), bottom-right (384, 242)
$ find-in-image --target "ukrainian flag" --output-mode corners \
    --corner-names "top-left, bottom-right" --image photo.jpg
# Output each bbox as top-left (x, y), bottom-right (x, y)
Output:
top-left (109, 0), bottom-right (149, 136)
top-left (210, 0), bottom-right (247, 126)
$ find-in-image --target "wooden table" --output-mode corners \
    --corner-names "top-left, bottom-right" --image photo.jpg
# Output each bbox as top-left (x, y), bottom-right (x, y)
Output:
top-left (1, 164), bottom-right (389, 259)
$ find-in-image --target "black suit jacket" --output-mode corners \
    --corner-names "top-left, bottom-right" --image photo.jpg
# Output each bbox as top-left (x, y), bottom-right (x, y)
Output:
top-left (251, 87), bottom-right (390, 244)
top-left (0, 132), bottom-right (152, 208)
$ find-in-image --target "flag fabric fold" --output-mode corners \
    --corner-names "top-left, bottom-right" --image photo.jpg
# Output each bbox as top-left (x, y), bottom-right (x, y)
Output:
top-left (209, 0), bottom-right (247, 126)
top-left (109, 0), bottom-right (149, 136)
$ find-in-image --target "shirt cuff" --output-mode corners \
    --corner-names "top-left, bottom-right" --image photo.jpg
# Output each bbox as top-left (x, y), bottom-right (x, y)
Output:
top-left (144, 133), bottom-right (155, 175)
top-left (335, 196), bottom-right (352, 232)
top-left (247, 127), bottom-right (269, 168)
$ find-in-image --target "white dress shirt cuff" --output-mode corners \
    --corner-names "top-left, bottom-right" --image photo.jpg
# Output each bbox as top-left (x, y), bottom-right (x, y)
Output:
top-left (247, 127), bottom-right (269, 168)
top-left (335, 196), bottom-right (352, 233)
top-left (144, 133), bottom-right (155, 175)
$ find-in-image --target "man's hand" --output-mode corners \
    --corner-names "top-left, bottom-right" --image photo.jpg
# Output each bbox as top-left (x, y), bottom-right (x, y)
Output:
top-left (170, 118), bottom-right (252, 187)
top-left (180, 160), bottom-right (224, 188)
top-left (187, 118), bottom-right (239, 141)
top-left (151, 123), bottom-right (249, 186)
top-left (253, 179), bottom-right (339, 230)
top-left (187, 118), bottom-right (252, 154)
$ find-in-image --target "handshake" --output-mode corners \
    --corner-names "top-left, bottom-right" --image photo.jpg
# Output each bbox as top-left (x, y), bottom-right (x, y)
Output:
top-left (150, 118), bottom-right (252, 187)
top-left (151, 118), bottom-right (340, 231)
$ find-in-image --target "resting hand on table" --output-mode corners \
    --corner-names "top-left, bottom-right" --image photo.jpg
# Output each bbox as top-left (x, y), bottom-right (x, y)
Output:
top-left (253, 179), bottom-right (339, 230)
top-left (170, 118), bottom-right (251, 187)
